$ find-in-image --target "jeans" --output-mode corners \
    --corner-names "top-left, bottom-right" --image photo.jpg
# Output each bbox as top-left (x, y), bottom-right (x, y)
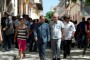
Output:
top-left (38, 42), bottom-right (47, 60)
top-left (2, 32), bottom-right (8, 50)
top-left (51, 39), bottom-right (61, 58)
top-left (2, 32), bottom-right (13, 50)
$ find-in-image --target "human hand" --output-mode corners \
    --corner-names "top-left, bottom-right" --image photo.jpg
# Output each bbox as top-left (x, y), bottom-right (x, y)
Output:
top-left (3, 28), bottom-right (6, 31)
top-left (35, 37), bottom-right (38, 42)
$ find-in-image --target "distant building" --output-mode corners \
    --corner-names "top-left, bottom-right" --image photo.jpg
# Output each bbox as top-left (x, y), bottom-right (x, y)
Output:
top-left (29, 0), bottom-right (43, 19)
top-left (55, 0), bottom-right (90, 23)
top-left (0, 0), bottom-right (43, 20)
top-left (55, 0), bottom-right (66, 17)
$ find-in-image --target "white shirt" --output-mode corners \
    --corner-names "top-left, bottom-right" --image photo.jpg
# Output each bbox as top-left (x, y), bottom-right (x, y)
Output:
top-left (64, 21), bottom-right (76, 40)
top-left (49, 20), bottom-right (64, 39)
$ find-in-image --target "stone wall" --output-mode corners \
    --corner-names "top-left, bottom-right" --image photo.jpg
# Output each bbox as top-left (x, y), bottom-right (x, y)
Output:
top-left (0, 0), bottom-right (3, 25)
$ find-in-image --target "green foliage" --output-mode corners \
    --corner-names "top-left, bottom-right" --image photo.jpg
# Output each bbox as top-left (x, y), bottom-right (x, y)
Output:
top-left (45, 11), bottom-right (55, 23)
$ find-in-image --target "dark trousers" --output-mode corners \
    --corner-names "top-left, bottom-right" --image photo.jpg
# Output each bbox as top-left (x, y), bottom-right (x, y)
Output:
top-left (2, 32), bottom-right (7, 50)
top-left (29, 36), bottom-right (38, 51)
top-left (6, 34), bottom-right (14, 50)
top-left (15, 39), bottom-right (18, 48)
top-left (78, 34), bottom-right (87, 48)
top-left (2, 32), bottom-right (13, 50)
top-left (38, 42), bottom-right (47, 60)
top-left (63, 40), bottom-right (72, 58)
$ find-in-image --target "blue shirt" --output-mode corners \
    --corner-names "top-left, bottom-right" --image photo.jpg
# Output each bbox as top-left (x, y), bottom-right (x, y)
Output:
top-left (34, 22), bottom-right (50, 43)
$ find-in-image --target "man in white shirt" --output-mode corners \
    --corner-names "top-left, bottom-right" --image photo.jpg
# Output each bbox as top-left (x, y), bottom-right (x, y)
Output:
top-left (49, 13), bottom-right (64, 60)
top-left (63, 15), bottom-right (76, 58)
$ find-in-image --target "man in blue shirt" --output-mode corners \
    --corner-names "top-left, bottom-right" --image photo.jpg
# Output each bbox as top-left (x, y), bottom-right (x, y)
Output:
top-left (34, 15), bottom-right (50, 60)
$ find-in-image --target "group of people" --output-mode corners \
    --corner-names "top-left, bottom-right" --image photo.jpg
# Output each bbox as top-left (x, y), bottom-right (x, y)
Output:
top-left (0, 12), bottom-right (90, 60)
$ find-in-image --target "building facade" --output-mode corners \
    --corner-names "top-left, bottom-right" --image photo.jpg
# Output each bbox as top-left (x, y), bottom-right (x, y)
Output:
top-left (56, 0), bottom-right (90, 23)
top-left (0, 0), bottom-right (43, 20)
top-left (29, 0), bottom-right (43, 19)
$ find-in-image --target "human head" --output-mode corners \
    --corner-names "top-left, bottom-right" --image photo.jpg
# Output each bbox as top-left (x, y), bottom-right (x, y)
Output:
top-left (33, 19), bottom-right (37, 24)
top-left (26, 15), bottom-right (29, 20)
top-left (82, 17), bottom-right (85, 22)
top-left (12, 16), bottom-right (16, 21)
top-left (22, 14), bottom-right (26, 19)
top-left (39, 15), bottom-right (45, 23)
top-left (52, 13), bottom-right (58, 22)
top-left (4, 12), bottom-right (9, 18)
top-left (87, 18), bottom-right (90, 23)
top-left (28, 17), bottom-right (32, 22)
top-left (74, 20), bottom-right (77, 24)
top-left (64, 15), bottom-right (70, 22)
top-left (17, 15), bottom-right (20, 20)
top-left (20, 18), bottom-right (24, 25)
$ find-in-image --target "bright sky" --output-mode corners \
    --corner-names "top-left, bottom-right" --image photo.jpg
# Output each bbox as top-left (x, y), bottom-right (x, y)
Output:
top-left (43, 0), bottom-right (59, 16)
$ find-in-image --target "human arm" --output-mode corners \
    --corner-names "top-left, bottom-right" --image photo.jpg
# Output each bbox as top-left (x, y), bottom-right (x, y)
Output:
top-left (34, 26), bottom-right (38, 42)
top-left (14, 26), bottom-right (18, 43)
top-left (47, 24), bottom-right (50, 42)
top-left (61, 21), bottom-right (65, 40)
top-left (71, 23), bottom-right (76, 39)
top-left (0, 29), bottom-right (3, 44)
top-left (25, 26), bottom-right (29, 38)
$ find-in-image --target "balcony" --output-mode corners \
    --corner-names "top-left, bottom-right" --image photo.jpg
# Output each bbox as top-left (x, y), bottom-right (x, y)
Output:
top-left (34, 0), bottom-right (43, 10)
top-left (36, 3), bottom-right (43, 10)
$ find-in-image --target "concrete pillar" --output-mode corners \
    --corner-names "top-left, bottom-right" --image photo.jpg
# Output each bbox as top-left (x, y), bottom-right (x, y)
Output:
top-left (14, 0), bottom-right (18, 16)
top-left (19, 0), bottom-right (24, 16)
top-left (0, 0), bottom-right (3, 37)
top-left (26, 3), bottom-right (29, 15)
top-left (0, 0), bottom-right (4, 25)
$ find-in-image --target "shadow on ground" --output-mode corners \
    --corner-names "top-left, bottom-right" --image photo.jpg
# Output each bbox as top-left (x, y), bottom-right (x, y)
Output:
top-left (16, 48), bottom-right (90, 60)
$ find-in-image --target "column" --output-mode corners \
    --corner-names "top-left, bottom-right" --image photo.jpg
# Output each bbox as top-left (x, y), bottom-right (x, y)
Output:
top-left (19, 0), bottom-right (23, 16)
top-left (14, 0), bottom-right (18, 16)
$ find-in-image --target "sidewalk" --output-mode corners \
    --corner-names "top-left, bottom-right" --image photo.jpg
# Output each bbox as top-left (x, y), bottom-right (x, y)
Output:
top-left (0, 48), bottom-right (90, 60)
top-left (16, 48), bottom-right (90, 60)
top-left (0, 48), bottom-right (18, 60)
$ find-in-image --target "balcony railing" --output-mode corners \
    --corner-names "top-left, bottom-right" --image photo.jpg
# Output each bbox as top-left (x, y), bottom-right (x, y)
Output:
top-left (34, 0), bottom-right (43, 10)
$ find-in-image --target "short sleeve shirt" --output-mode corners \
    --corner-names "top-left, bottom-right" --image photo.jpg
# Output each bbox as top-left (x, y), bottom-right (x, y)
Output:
top-left (49, 20), bottom-right (64, 39)
top-left (64, 21), bottom-right (76, 40)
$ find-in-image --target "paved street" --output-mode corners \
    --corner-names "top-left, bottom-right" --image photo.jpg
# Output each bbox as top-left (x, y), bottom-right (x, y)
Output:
top-left (1, 0), bottom-right (90, 60)
top-left (0, 48), bottom-right (90, 60)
